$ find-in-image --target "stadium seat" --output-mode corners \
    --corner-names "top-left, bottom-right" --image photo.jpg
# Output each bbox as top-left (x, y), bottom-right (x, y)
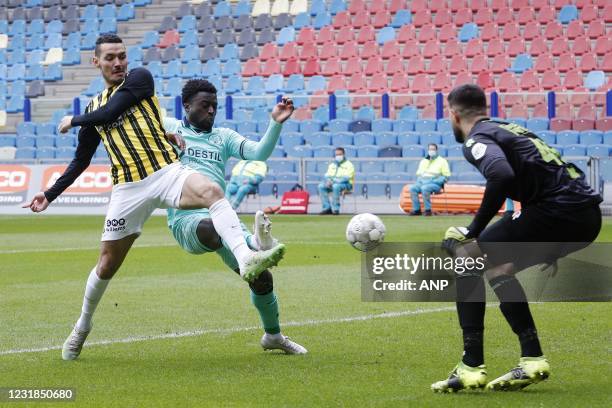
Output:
top-left (526, 118), bottom-right (549, 132)
top-left (557, 131), bottom-right (580, 145)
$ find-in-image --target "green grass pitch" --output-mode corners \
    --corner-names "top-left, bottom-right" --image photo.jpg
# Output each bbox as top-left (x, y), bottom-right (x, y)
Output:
top-left (1, 214), bottom-right (610, 407)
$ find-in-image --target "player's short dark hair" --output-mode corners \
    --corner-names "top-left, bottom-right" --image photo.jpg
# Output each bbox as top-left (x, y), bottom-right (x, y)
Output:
top-left (428, 143), bottom-right (438, 150)
top-left (335, 147), bottom-right (345, 154)
top-left (181, 79), bottom-right (217, 103)
top-left (94, 33), bottom-right (123, 56)
top-left (447, 84), bottom-right (487, 119)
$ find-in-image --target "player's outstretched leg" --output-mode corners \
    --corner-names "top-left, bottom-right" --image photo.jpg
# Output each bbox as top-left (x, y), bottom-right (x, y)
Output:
top-left (486, 357), bottom-right (550, 391)
top-left (253, 210), bottom-right (279, 250)
top-left (240, 244), bottom-right (285, 282)
top-left (431, 362), bottom-right (487, 393)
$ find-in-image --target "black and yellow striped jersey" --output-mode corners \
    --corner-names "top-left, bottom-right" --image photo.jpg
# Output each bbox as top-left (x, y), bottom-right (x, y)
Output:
top-left (77, 68), bottom-right (179, 184)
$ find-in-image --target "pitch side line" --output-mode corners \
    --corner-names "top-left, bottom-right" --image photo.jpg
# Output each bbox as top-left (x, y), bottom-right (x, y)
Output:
top-left (0, 306), bottom-right (456, 356)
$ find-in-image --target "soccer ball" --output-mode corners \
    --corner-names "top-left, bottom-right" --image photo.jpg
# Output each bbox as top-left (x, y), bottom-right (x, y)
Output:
top-left (345, 213), bottom-right (386, 252)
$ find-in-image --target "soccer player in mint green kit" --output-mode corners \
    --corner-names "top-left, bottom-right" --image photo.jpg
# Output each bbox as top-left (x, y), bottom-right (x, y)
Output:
top-left (163, 79), bottom-right (307, 354)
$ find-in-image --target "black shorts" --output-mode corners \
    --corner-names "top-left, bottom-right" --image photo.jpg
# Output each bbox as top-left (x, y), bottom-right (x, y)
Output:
top-left (477, 202), bottom-right (602, 271)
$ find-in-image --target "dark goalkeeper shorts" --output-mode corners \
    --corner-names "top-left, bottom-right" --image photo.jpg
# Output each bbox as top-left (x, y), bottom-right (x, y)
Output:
top-left (477, 202), bottom-right (602, 271)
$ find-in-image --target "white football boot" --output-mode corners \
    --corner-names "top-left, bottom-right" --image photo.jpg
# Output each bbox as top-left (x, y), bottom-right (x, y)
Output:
top-left (62, 325), bottom-right (91, 360)
top-left (253, 210), bottom-right (279, 251)
top-left (261, 333), bottom-right (308, 354)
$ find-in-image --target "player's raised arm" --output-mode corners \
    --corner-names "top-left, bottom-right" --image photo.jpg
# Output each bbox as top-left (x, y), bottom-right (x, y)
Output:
top-left (239, 97), bottom-right (294, 161)
top-left (23, 127), bottom-right (100, 212)
top-left (58, 68), bottom-right (154, 134)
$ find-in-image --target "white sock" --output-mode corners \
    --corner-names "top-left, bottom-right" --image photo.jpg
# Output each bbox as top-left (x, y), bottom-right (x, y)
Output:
top-left (75, 266), bottom-right (110, 331)
top-left (209, 199), bottom-right (252, 267)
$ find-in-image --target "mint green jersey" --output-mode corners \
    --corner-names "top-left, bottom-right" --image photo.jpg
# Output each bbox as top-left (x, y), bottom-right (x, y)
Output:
top-left (164, 117), bottom-right (282, 227)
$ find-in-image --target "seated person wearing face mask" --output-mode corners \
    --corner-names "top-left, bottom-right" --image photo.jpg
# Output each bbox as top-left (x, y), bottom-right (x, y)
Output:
top-left (318, 147), bottom-right (355, 215)
top-left (226, 160), bottom-right (268, 210)
top-left (409, 143), bottom-right (451, 216)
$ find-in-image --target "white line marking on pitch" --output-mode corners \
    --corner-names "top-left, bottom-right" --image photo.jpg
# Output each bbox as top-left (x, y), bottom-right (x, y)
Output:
top-left (0, 306), bottom-right (455, 356)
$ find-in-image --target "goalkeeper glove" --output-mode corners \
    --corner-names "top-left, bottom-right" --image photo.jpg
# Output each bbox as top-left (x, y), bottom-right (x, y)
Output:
top-left (442, 226), bottom-right (470, 255)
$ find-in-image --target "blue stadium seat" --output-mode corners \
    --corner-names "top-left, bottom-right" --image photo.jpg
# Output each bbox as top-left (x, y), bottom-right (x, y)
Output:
top-left (99, 18), bottom-right (117, 33)
top-left (36, 122), bottom-right (55, 135)
top-left (603, 131), bottom-right (612, 145)
top-left (506, 118), bottom-right (526, 128)
top-left (354, 132), bottom-right (375, 145)
top-left (343, 146), bottom-right (358, 158)
top-left (526, 117), bottom-right (549, 132)
top-left (310, 0), bottom-right (327, 15)
top-left (15, 147), bottom-right (36, 159)
top-left (203, 59), bottom-right (222, 77)
top-left (414, 119), bottom-right (437, 132)
top-left (375, 132), bottom-right (397, 146)
top-left (313, 12), bottom-right (331, 29)
top-left (147, 61), bottom-right (163, 78)
top-left (282, 120), bottom-right (300, 133)
top-left (214, 1), bottom-right (232, 18)
top-left (394, 119), bottom-right (415, 132)
top-left (301, 120), bottom-right (322, 134)
top-left (28, 19), bottom-right (44, 36)
top-left (178, 15), bottom-right (196, 33)
top-left (556, 131), bottom-right (579, 145)
top-left (220, 43), bottom-right (239, 62)
top-left (44, 33), bottom-right (62, 50)
top-left (313, 105), bottom-right (329, 124)
top-left (245, 76), bottom-right (265, 95)
top-left (224, 75), bottom-right (242, 93)
top-left (601, 159), bottom-right (612, 181)
top-left (313, 145), bottom-right (335, 158)
top-left (56, 147), bottom-right (76, 159)
top-left (216, 120), bottom-right (237, 130)
top-left (398, 105), bottom-right (419, 120)
top-left (420, 132), bottom-right (442, 145)
top-left (391, 9), bottom-right (412, 28)
top-left (397, 132), bottom-right (419, 145)
top-left (371, 119), bottom-right (393, 132)
top-left (44, 62), bottom-right (62, 81)
top-left (329, 0), bottom-right (347, 15)
top-left (164, 77), bottom-right (183, 97)
top-left (236, 121), bottom-right (257, 134)
top-left (383, 160), bottom-right (404, 173)
top-left (232, 109), bottom-right (250, 122)
top-left (7, 63), bottom-right (25, 81)
top-left (141, 31), bottom-right (159, 48)
top-left (456, 172), bottom-right (484, 183)
top-left (81, 19), bottom-right (99, 35)
top-left (458, 23), bottom-right (479, 42)
top-left (81, 32), bottom-right (98, 50)
top-left (163, 60), bottom-right (182, 79)
top-left (284, 74), bottom-right (305, 93)
top-left (82, 5), bottom-right (98, 21)
top-left (36, 147), bottom-right (56, 159)
top-left (118, 4), bottom-right (135, 21)
top-left (558, 5), bottom-right (578, 24)
top-left (56, 135), bottom-right (75, 147)
top-left (287, 145), bottom-right (313, 158)
top-left (336, 107), bottom-right (353, 121)
top-left (46, 20), bottom-right (63, 35)
top-left (562, 144), bottom-right (586, 156)
top-left (376, 27), bottom-right (395, 45)
top-left (127, 46), bottom-right (143, 62)
top-left (361, 161), bottom-right (384, 173)
top-left (538, 131), bottom-right (556, 145)
top-left (331, 132), bottom-right (353, 146)
top-left (356, 106), bottom-right (376, 121)
top-left (0, 134), bottom-right (17, 147)
top-left (25, 34), bottom-right (42, 52)
top-left (586, 144), bottom-right (610, 159)
top-left (446, 145), bottom-right (463, 157)
top-left (9, 20), bottom-right (26, 37)
top-left (358, 145), bottom-right (379, 158)
top-left (269, 160), bottom-right (295, 174)
top-left (307, 132), bottom-right (331, 147)
top-left (580, 131), bottom-right (603, 145)
top-left (293, 12), bottom-right (311, 30)
top-left (280, 133), bottom-right (304, 149)
top-left (306, 75), bottom-right (327, 93)
top-left (234, 0), bottom-right (252, 16)
top-left (436, 118), bottom-right (452, 133)
top-left (181, 46), bottom-right (200, 63)
top-left (402, 145), bottom-right (425, 157)
top-left (585, 70), bottom-right (605, 91)
top-left (25, 64), bottom-right (43, 81)
top-left (508, 53), bottom-right (533, 74)
top-left (349, 120), bottom-right (371, 133)
top-left (180, 31), bottom-right (198, 48)
top-left (277, 27), bottom-right (295, 46)
top-left (35, 135), bottom-right (55, 148)
top-left (265, 74), bottom-right (284, 93)
top-left (329, 119), bottom-right (350, 132)
top-left (441, 133), bottom-right (456, 145)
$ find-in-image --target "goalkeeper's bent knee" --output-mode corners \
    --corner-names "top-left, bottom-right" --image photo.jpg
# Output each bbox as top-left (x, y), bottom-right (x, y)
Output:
top-left (196, 218), bottom-right (222, 250)
top-left (249, 270), bottom-right (273, 295)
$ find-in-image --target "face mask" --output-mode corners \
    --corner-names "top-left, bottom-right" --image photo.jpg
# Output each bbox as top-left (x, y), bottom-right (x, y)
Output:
top-left (335, 155), bottom-right (344, 162)
top-left (428, 150), bottom-right (437, 158)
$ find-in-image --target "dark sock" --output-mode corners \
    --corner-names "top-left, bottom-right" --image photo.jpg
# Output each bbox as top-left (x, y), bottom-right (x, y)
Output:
top-left (490, 275), bottom-right (543, 357)
top-left (456, 274), bottom-right (486, 367)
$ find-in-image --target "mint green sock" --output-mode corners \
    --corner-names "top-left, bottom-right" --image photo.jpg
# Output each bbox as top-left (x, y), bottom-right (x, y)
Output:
top-left (250, 291), bottom-right (280, 335)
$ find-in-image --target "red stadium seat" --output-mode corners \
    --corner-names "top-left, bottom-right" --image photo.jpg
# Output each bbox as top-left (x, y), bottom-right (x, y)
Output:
top-left (158, 30), bottom-right (179, 48)
top-left (563, 70), bottom-right (584, 90)
top-left (344, 56), bottom-right (362, 75)
top-left (322, 56), bottom-right (341, 76)
top-left (396, 25), bottom-right (416, 43)
top-left (577, 105), bottom-right (596, 120)
top-left (407, 55), bottom-right (425, 74)
top-left (570, 93), bottom-right (590, 107)
top-left (507, 38), bottom-right (526, 56)
top-left (470, 54), bottom-right (489, 73)
top-left (465, 38), bottom-right (483, 57)
top-left (319, 41), bottom-right (338, 60)
top-left (495, 8), bottom-right (514, 25)
top-left (262, 58), bottom-right (281, 76)
top-left (283, 58), bottom-right (301, 76)
top-left (511, 0), bottom-right (529, 10)
top-left (333, 11), bottom-right (351, 29)
top-left (555, 103), bottom-right (572, 118)
top-left (529, 37), bottom-right (549, 56)
top-left (434, 9), bottom-right (452, 27)
top-left (296, 27), bottom-right (315, 45)
top-left (389, 72), bottom-right (410, 92)
top-left (432, 71), bottom-right (452, 91)
top-left (439, 24), bottom-right (457, 43)
top-left (336, 26), bottom-right (355, 44)
top-left (603, 53), bottom-right (612, 72)
top-left (444, 39), bottom-right (461, 57)
top-left (469, 0), bottom-right (487, 12)
top-left (360, 40), bottom-right (379, 59)
top-left (431, 0), bottom-right (449, 12)
top-left (401, 39), bottom-right (420, 58)
top-left (421, 104), bottom-right (437, 118)
top-left (537, 6), bottom-right (556, 24)
top-left (544, 22), bottom-right (563, 40)
top-left (553, 0), bottom-right (572, 9)
top-left (454, 8), bottom-right (473, 26)
top-left (498, 72), bottom-right (519, 91)
top-left (316, 26), bottom-right (334, 44)
top-left (579, 54), bottom-right (597, 72)
top-left (302, 57), bottom-right (320, 76)
top-left (352, 11), bottom-right (371, 29)
top-left (260, 43), bottom-right (278, 61)
top-left (490, 0), bottom-right (509, 11)
top-left (476, 71), bottom-right (494, 89)
top-left (369, 1), bottom-right (387, 13)
top-left (372, 10), bottom-right (391, 29)
top-left (550, 118), bottom-right (572, 131)
top-left (410, 0), bottom-right (428, 12)
top-left (581, 5), bottom-right (598, 23)
top-left (519, 70), bottom-right (540, 90)
top-left (364, 55), bottom-right (384, 75)
top-left (551, 37), bottom-right (569, 56)
top-left (387, 55), bottom-right (405, 74)
top-left (534, 54), bottom-right (553, 72)
top-left (347, 73), bottom-right (367, 92)
top-left (299, 42), bottom-right (316, 60)
top-left (594, 37), bottom-right (611, 56)
top-left (412, 10), bottom-right (432, 27)
top-left (523, 23), bottom-right (541, 41)
top-left (507, 102), bottom-right (528, 118)
top-left (381, 41), bottom-right (400, 59)
top-left (533, 102), bottom-right (548, 117)
top-left (573, 118), bottom-right (595, 131)
top-left (517, 7), bottom-right (535, 25)
top-left (572, 36), bottom-right (591, 55)
top-left (368, 73), bottom-right (389, 92)
top-left (279, 42), bottom-right (298, 61)
top-left (327, 75), bottom-right (347, 93)
top-left (487, 39), bottom-right (506, 57)
top-left (411, 73), bottom-right (432, 93)
top-left (474, 8), bottom-right (494, 25)
top-left (356, 25), bottom-right (375, 44)
top-left (480, 22), bottom-right (498, 41)
top-left (421, 41), bottom-right (438, 60)
top-left (455, 72), bottom-right (474, 87)
top-left (450, 0), bottom-right (468, 12)
top-left (586, 21), bottom-right (605, 39)
top-left (604, 5), bottom-right (612, 23)
top-left (595, 118), bottom-right (612, 131)
top-left (566, 20), bottom-right (584, 39)
top-left (348, 0), bottom-right (366, 15)
top-left (501, 23), bottom-right (521, 41)
top-left (389, 0), bottom-right (408, 13)
top-left (427, 55), bottom-right (447, 74)
top-left (531, 0), bottom-right (549, 10)
top-left (417, 24), bottom-right (436, 42)
top-left (541, 70), bottom-right (561, 90)
top-left (242, 58), bottom-right (260, 77)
